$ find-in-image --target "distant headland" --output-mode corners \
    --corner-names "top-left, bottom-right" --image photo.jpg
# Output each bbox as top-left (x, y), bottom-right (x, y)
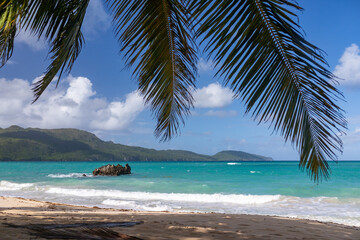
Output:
top-left (0, 125), bottom-right (273, 162)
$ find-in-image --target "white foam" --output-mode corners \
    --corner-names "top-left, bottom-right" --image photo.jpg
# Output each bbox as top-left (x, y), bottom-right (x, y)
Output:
top-left (227, 163), bottom-right (241, 165)
top-left (47, 173), bottom-right (91, 178)
top-left (284, 214), bottom-right (360, 227)
top-left (0, 181), bottom-right (34, 191)
top-left (1, 181), bottom-right (359, 227)
top-left (46, 187), bottom-right (280, 205)
top-left (102, 199), bottom-right (174, 212)
top-left (250, 171), bottom-right (261, 174)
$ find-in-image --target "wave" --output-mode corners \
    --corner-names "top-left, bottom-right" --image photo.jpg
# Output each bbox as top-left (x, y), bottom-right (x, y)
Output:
top-left (0, 181), bottom-right (34, 191)
top-left (46, 187), bottom-right (281, 205)
top-left (1, 180), bottom-right (359, 227)
top-left (47, 173), bottom-right (91, 178)
top-left (250, 171), bottom-right (261, 174)
top-left (43, 186), bottom-right (360, 227)
top-left (227, 162), bottom-right (241, 165)
top-left (102, 199), bottom-right (174, 212)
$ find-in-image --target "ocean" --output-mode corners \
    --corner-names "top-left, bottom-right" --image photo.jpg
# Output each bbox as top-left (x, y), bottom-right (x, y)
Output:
top-left (0, 161), bottom-right (359, 227)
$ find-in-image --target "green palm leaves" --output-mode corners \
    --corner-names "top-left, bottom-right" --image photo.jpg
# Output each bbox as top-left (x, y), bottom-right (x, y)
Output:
top-left (25, 0), bottom-right (90, 101)
top-left (191, 0), bottom-right (346, 180)
top-left (1, 0), bottom-right (89, 100)
top-left (0, 0), bottom-right (346, 180)
top-left (108, 0), bottom-right (197, 141)
top-left (0, 0), bottom-right (27, 67)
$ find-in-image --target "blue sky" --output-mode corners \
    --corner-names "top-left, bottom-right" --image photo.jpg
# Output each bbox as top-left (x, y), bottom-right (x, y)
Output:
top-left (1, 0), bottom-right (360, 160)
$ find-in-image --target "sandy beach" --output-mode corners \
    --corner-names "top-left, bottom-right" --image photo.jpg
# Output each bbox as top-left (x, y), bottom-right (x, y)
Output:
top-left (0, 196), bottom-right (358, 239)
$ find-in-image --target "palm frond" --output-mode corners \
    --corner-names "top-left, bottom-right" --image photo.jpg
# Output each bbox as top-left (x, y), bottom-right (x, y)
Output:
top-left (20, 0), bottom-right (90, 101)
top-left (0, 0), bottom-right (27, 67)
top-left (0, 0), bottom-right (347, 180)
top-left (191, 0), bottom-right (346, 181)
top-left (107, 0), bottom-right (198, 141)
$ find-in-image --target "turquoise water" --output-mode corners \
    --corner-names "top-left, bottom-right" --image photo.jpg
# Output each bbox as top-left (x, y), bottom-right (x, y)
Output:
top-left (1, 161), bottom-right (359, 226)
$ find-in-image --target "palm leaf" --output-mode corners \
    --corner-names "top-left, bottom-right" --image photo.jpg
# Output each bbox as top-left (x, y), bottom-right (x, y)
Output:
top-left (107, 0), bottom-right (198, 141)
top-left (19, 0), bottom-right (90, 101)
top-left (0, 0), bottom-right (27, 67)
top-left (0, 0), bottom-right (347, 180)
top-left (191, 0), bottom-right (346, 181)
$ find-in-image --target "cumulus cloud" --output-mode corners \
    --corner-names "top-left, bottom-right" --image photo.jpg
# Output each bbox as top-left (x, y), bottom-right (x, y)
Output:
top-left (0, 76), bottom-right (145, 131)
top-left (15, 30), bottom-right (47, 51)
top-left (90, 91), bottom-right (145, 130)
top-left (333, 43), bottom-right (360, 86)
top-left (205, 110), bottom-right (237, 118)
top-left (192, 83), bottom-right (234, 108)
top-left (83, 0), bottom-right (111, 36)
top-left (197, 58), bottom-right (214, 72)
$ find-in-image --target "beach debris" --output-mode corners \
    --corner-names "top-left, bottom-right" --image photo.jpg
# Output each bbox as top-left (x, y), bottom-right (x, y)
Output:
top-left (92, 163), bottom-right (131, 176)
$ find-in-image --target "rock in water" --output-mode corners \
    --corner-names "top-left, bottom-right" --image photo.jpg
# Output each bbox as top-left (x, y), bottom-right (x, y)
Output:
top-left (92, 163), bottom-right (131, 176)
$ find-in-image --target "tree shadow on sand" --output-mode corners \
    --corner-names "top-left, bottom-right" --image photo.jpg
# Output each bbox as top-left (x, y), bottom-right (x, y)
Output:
top-left (5, 221), bottom-right (144, 240)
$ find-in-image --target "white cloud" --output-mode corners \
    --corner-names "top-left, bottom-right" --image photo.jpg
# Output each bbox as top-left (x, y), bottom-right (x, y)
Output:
top-left (15, 30), bottom-right (47, 51)
top-left (83, 0), bottom-right (111, 36)
top-left (333, 43), bottom-right (360, 86)
top-left (197, 58), bottom-right (214, 72)
top-left (0, 76), bottom-right (145, 131)
top-left (90, 91), bottom-right (145, 130)
top-left (193, 83), bottom-right (234, 108)
top-left (205, 110), bottom-right (237, 118)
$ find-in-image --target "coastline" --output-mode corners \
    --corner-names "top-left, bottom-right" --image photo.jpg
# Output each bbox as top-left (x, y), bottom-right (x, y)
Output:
top-left (0, 196), bottom-right (359, 239)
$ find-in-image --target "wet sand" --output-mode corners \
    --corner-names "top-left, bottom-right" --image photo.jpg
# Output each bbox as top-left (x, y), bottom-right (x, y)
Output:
top-left (0, 196), bottom-right (359, 239)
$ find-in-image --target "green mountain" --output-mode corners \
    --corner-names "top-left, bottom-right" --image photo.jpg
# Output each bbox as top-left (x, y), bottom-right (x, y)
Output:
top-left (213, 151), bottom-right (273, 161)
top-left (0, 126), bottom-right (272, 161)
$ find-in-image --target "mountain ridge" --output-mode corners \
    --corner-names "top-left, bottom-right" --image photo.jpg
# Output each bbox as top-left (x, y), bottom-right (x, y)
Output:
top-left (0, 125), bottom-right (273, 161)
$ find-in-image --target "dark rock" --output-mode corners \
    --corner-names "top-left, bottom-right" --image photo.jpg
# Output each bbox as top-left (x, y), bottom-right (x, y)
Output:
top-left (92, 163), bottom-right (131, 176)
top-left (82, 174), bottom-right (87, 177)
top-left (125, 163), bottom-right (131, 174)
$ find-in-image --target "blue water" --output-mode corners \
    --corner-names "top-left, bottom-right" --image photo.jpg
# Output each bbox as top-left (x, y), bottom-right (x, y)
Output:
top-left (1, 161), bottom-right (359, 226)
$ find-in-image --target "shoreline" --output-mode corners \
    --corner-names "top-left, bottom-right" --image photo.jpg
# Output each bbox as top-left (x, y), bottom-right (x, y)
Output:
top-left (0, 196), bottom-right (359, 239)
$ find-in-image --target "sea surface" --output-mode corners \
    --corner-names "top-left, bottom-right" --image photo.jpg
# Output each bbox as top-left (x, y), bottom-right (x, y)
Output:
top-left (0, 161), bottom-right (359, 227)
